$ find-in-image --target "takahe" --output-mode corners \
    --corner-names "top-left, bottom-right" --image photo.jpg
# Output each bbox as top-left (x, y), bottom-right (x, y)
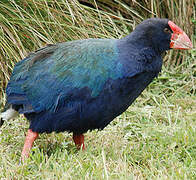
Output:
top-left (0, 18), bottom-right (192, 161)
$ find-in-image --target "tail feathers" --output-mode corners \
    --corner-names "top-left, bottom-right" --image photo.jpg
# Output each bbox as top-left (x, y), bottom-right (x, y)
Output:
top-left (0, 105), bottom-right (19, 127)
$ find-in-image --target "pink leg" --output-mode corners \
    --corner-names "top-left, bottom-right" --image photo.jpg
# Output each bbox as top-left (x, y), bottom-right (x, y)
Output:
top-left (21, 129), bottom-right (39, 161)
top-left (73, 134), bottom-right (85, 150)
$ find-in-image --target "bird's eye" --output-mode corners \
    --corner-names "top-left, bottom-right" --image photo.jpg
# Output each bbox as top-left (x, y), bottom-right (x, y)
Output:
top-left (164, 28), bottom-right (171, 34)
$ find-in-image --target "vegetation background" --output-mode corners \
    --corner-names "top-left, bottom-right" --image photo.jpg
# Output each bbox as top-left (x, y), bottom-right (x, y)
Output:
top-left (0, 0), bottom-right (195, 179)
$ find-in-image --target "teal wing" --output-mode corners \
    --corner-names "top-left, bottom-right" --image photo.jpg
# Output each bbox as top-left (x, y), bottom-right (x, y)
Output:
top-left (6, 39), bottom-right (124, 113)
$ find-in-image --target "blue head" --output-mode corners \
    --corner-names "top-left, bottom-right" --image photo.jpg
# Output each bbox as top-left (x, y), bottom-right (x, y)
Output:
top-left (125, 18), bottom-right (192, 54)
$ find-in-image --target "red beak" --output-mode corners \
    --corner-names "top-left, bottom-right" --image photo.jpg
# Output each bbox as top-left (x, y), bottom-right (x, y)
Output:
top-left (168, 21), bottom-right (193, 50)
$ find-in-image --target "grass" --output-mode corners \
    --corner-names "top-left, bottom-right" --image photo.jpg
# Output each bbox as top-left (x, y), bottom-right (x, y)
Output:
top-left (0, 0), bottom-right (196, 179)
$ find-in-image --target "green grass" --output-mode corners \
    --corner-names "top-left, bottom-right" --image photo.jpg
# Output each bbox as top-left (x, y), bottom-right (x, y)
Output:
top-left (0, 59), bottom-right (195, 179)
top-left (0, 0), bottom-right (196, 179)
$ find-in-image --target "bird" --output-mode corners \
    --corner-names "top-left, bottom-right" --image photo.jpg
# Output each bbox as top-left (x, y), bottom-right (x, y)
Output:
top-left (0, 18), bottom-right (192, 161)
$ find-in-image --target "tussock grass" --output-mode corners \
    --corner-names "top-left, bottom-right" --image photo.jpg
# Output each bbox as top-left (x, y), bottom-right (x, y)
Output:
top-left (0, 0), bottom-right (196, 179)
